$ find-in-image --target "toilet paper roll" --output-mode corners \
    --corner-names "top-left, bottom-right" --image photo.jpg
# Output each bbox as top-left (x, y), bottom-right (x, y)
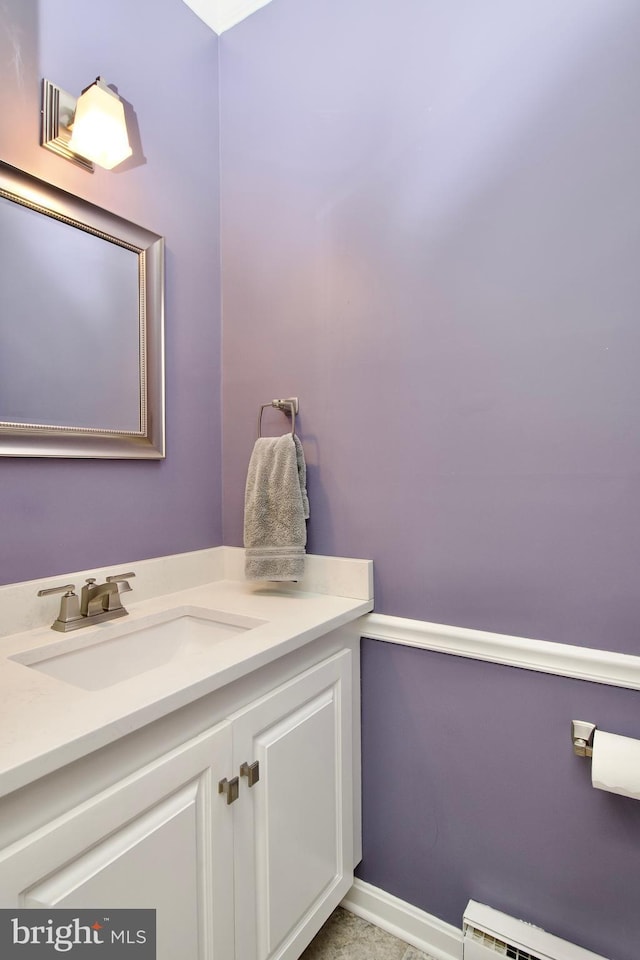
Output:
top-left (591, 730), bottom-right (640, 800)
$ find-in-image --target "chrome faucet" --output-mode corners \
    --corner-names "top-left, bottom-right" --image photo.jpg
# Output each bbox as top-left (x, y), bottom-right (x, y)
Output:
top-left (38, 571), bottom-right (136, 632)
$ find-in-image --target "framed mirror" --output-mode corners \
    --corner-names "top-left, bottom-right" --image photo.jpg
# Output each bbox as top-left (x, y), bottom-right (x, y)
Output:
top-left (0, 161), bottom-right (165, 458)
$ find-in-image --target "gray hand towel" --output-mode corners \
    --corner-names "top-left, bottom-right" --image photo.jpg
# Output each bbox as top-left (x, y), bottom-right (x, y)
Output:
top-left (244, 434), bottom-right (310, 581)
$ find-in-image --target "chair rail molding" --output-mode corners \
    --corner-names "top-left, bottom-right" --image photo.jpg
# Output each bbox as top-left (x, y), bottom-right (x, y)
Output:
top-left (360, 613), bottom-right (640, 690)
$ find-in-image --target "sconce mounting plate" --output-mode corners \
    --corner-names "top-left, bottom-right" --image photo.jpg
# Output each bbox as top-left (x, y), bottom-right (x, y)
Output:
top-left (41, 79), bottom-right (94, 173)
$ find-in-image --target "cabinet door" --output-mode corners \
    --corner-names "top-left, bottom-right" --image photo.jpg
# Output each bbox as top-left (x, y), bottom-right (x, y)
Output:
top-left (232, 650), bottom-right (353, 960)
top-left (0, 721), bottom-right (235, 960)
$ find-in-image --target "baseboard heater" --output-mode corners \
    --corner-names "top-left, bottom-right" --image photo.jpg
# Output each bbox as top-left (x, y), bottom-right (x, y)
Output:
top-left (463, 901), bottom-right (609, 960)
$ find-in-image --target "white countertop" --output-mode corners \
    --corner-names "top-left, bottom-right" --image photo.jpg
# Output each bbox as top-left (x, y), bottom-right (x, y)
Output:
top-left (0, 564), bottom-right (373, 800)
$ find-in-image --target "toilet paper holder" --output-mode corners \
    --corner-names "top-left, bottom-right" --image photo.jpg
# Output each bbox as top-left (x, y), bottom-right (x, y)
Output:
top-left (572, 720), bottom-right (596, 757)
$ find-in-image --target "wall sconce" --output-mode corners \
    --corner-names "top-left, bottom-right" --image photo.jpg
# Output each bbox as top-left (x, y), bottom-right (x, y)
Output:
top-left (41, 77), bottom-right (132, 173)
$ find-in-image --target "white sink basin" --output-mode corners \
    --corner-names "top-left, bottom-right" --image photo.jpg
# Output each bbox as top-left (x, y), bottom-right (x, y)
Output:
top-left (10, 606), bottom-right (266, 691)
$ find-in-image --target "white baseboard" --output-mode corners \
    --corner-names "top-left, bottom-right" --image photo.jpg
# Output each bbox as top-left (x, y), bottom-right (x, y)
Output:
top-left (341, 879), bottom-right (463, 960)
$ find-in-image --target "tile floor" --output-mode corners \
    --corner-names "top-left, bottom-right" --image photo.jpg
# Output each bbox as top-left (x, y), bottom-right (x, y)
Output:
top-left (299, 907), bottom-right (435, 960)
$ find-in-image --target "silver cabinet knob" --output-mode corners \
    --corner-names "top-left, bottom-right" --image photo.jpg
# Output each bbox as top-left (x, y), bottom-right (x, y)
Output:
top-left (218, 777), bottom-right (239, 805)
top-left (240, 761), bottom-right (260, 787)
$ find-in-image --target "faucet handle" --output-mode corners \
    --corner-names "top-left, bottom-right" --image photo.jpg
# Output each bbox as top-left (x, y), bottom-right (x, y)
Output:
top-left (106, 571), bottom-right (136, 593)
top-left (37, 583), bottom-right (76, 598)
top-left (37, 583), bottom-right (82, 629)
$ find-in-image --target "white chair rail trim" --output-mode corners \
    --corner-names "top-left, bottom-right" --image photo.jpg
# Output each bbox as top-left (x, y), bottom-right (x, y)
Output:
top-left (360, 613), bottom-right (640, 690)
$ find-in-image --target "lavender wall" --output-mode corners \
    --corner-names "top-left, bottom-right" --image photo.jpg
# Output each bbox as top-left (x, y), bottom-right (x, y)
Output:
top-left (360, 640), bottom-right (640, 960)
top-left (219, 2), bottom-right (640, 957)
top-left (0, 0), bottom-right (222, 585)
top-left (220, 0), bottom-right (640, 656)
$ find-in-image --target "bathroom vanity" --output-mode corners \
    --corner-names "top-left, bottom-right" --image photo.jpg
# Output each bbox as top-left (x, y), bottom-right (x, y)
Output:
top-left (0, 550), bottom-right (373, 960)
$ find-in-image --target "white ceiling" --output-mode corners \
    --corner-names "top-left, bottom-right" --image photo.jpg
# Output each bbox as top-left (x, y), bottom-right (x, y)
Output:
top-left (182, 0), bottom-right (275, 34)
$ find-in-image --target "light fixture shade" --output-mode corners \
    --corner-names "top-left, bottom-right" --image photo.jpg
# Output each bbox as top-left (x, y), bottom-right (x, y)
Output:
top-left (68, 78), bottom-right (132, 170)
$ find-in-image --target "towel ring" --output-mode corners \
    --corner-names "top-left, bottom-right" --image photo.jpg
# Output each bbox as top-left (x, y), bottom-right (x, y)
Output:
top-left (258, 398), bottom-right (298, 438)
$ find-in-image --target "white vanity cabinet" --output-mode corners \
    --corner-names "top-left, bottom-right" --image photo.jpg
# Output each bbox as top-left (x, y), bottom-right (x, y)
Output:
top-left (232, 649), bottom-right (353, 960)
top-left (0, 720), bottom-right (236, 958)
top-left (0, 640), bottom-right (357, 960)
